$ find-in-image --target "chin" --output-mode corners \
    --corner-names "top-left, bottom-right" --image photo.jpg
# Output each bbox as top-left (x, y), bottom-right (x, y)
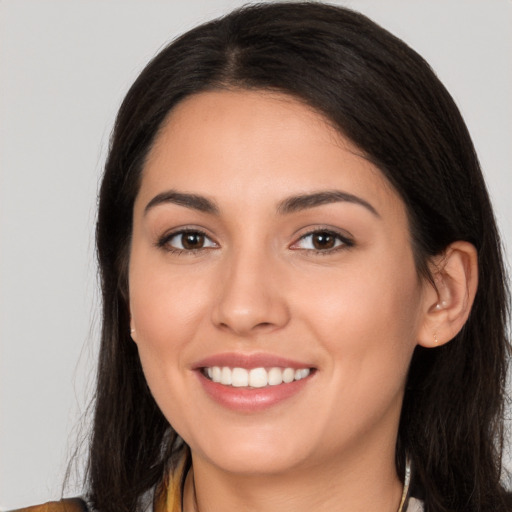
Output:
top-left (186, 423), bottom-right (321, 476)
top-left (202, 447), bottom-right (310, 476)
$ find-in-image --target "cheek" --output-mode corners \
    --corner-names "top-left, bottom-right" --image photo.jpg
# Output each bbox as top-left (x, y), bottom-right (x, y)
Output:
top-left (128, 260), bottom-right (219, 437)
top-left (297, 250), bottom-right (422, 378)
top-left (298, 258), bottom-right (422, 436)
top-left (128, 250), bottom-right (214, 393)
top-left (130, 247), bottom-right (212, 333)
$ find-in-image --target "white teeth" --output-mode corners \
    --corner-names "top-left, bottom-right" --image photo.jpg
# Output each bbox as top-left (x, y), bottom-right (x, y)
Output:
top-left (249, 368), bottom-right (268, 388)
top-left (231, 367), bottom-right (249, 387)
top-left (221, 366), bottom-right (232, 385)
top-left (282, 367), bottom-right (295, 383)
top-left (295, 368), bottom-right (310, 380)
top-left (212, 366), bottom-right (222, 383)
top-left (268, 367), bottom-right (283, 386)
top-left (204, 366), bottom-right (311, 388)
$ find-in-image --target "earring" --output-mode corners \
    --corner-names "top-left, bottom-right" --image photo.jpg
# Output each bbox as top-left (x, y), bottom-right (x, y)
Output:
top-left (434, 300), bottom-right (447, 311)
top-left (130, 328), bottom-right (136, 336)
top-left (433, 332), bottom-right (439, 345)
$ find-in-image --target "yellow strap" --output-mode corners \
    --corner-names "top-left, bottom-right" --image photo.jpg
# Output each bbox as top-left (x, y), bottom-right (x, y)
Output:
top-left (154, 457), bottom-right (186, 512)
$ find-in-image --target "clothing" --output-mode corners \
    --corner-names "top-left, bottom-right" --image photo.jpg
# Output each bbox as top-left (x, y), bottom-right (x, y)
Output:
top-left (10, 459), bottom-right (424, 512)
top-left (406, 497), bottom-right (424, 512)
top-left (7, 498), bottom-right (88, 512)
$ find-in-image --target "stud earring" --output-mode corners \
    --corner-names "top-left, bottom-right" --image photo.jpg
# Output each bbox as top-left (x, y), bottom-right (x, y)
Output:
top-left (130, 328), bottom-right (136, 335)
top-left (434, 300), bottom-right (447, 311)
top-left (433, 332), bottom-right (439, 345)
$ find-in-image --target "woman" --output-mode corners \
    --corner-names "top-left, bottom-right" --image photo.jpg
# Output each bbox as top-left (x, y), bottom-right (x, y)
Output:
top-left (15, 2), bottom-right (510, 511)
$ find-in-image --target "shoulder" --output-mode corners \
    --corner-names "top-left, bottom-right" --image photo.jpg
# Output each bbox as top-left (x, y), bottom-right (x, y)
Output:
top-left (7, 498), bottom-right (89, 512)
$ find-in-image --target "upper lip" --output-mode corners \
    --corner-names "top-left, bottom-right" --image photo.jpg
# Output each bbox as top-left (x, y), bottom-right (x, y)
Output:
top-left (191, 352), bottom-right (314, 370)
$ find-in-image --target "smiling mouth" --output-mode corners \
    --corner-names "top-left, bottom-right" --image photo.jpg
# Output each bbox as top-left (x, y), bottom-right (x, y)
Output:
top-left (201, 366), bottom-right (313, 388)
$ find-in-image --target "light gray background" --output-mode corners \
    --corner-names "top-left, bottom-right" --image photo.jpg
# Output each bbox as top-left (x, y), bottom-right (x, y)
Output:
top-left (1, 0), bottom-right (511, 508)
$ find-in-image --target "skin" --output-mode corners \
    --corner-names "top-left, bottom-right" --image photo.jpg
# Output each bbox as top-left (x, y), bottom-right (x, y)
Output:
top-left (128, 90), bottom-right (477, 512)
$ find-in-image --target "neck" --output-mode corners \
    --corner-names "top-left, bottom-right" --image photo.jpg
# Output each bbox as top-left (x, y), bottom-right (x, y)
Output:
top-left (183, 448), bottom-right (403, 512)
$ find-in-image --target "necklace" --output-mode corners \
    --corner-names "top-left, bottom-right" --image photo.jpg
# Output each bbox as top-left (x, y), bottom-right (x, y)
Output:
top-left (397, 457), bottom-right (412, 512)
top-left (187, 457), bottom-right (412, 512)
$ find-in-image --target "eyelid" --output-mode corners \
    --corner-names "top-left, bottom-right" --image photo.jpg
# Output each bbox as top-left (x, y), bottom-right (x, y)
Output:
top-left (156, 227), bottom-right (218, 253)
top-left (155, 225), bottom-right (353, 254)
top-left (290, 228), bottom-right (354, 252)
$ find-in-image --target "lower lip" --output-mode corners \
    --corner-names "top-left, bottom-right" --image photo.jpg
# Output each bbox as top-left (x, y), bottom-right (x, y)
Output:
top-left (196, 371), bottom-right (312, 412)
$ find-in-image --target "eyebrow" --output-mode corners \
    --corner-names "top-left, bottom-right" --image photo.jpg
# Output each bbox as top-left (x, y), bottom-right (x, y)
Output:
top-left (277, 190), bottom-right (380, 217)
top-left (144, 189), bottom-right (379, 218)
top-left (144, 190), bottom-right (220, 215)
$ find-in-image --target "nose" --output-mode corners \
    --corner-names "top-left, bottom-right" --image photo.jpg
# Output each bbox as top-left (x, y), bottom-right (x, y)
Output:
top-left (211, 247), bottom-right (290, 337)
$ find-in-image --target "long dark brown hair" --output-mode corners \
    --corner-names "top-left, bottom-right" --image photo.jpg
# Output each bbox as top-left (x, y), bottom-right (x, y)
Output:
top-left (90, 3), bottom-right (510, 511)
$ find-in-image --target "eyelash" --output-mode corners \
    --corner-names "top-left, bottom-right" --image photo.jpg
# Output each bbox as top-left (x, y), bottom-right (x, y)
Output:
top-left (156, 228), bottom-right (354, 255)
top-left (292, 229), bottom-right (354, 255)
top-left (156, 229), bottom-right (217, 255)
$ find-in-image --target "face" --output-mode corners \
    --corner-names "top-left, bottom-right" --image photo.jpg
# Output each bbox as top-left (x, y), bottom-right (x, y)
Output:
top-left (129, 90), bottom-right (429, 477)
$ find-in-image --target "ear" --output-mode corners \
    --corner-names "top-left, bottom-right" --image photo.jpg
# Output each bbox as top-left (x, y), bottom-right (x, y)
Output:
top-left (417, 241), bottom-right (478, 348)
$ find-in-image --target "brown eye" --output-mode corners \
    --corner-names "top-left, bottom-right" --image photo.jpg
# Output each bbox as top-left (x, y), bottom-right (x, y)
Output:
top-left (292, 230), bottom-right (353, 252)
top-left (181, 232), bottom-right (205, 250)
top-left (161, 230), bottom-right (217, 252)
top-left (311, 232), bottom-right (336, 250)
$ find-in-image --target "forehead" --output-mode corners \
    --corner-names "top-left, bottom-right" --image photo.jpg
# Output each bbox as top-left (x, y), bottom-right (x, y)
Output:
top-left (137, 89), bottom-right (403, 219)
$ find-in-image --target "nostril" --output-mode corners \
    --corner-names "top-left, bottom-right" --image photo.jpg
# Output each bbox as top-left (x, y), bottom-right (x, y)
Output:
top-left (211, 289), bottom-right (291, 335)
